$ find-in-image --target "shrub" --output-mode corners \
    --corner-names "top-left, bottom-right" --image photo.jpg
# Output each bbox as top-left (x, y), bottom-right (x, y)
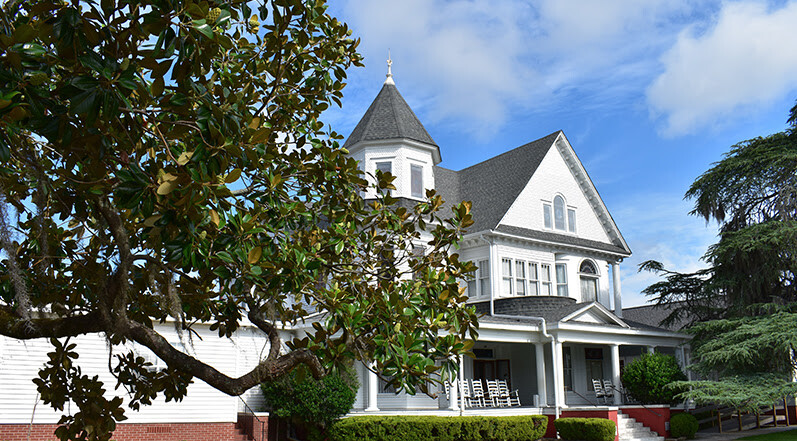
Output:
top-left (555, 418), bottom-right (616, 441)
top-left (621, 353), bottom-right (687, 404)
top-left (329, 415), bottom-right (548, 441)
top-left (260, 366), bottom-right (358, 437)
top-left (670, 413), bottom-right (699, 439)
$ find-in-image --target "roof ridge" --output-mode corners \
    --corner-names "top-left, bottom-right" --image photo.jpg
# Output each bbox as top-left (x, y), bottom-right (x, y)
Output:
top-left (457, 130), bottom-right (561, 172)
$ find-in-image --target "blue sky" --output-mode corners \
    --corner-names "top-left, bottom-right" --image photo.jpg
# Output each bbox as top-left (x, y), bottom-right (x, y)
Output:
top-left (322, 0), bottom-right (797, 307)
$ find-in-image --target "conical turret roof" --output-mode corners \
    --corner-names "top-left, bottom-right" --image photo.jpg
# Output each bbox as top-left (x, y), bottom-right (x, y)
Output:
top-left (343, 82), bottom-right (439, 152)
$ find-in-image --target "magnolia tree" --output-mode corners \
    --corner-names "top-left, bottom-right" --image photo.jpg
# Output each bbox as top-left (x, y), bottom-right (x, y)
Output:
top-left (0, 1), bottom-right (478, 439)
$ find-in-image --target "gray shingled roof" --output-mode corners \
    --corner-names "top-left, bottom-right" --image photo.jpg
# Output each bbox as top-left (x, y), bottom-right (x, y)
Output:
top-left (495, 225), bottom-right (630, 256)
top-left (458, 132), bottom-right (561, 233)
top-left (622, 303), bottom-right (692, 332)
top-left (343, 83), bottom-right (438, 149)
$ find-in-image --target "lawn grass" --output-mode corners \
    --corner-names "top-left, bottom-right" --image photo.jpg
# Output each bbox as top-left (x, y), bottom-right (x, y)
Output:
top-left (736, 428), bottom-right (797, 440)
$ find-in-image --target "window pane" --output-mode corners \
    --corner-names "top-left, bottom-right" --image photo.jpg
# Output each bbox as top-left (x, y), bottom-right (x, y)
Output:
top-left (581, 277), bottom-right (598, 302)
top-left (567, 208), bottom-right (576, 233)
top-left (516, 261), bottom-right (525, 278)
top-left (529, 280), bottom-right (539, 295)
top-left (502, 259), bottom-right (512, 276)
top-left (555, 263), bottom-right (567, 283)
top-left (541, 264), bottom-right (550, 282)
top-left (516, 279), bottom-right (526, 295)
top-left (529, 263), bottom-right (538, 280)
top-left (467, 280), bottom-right (477, 297)
top-left (479, 260), bottom-right (490, 277)
top-left (411, 164), bottom-right (423, 198)
top-left (543, 204), bottom-right (552, 229)
top-left (502, 277), bottom-right (513, 296)
top-left (376, 161), bottom-right (392, 174)
top-left (556, 263), bottom-right (568, 297)
top-left (480, 279), bottom-right (491, 297)
top-left (579, 260), bottom-right (597, 275)
top-left (554, 196), bottom-right (565, 230)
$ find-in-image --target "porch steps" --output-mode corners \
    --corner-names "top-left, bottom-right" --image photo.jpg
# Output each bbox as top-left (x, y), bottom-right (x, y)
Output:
top-left (617, 413), bottom-right (664, 441)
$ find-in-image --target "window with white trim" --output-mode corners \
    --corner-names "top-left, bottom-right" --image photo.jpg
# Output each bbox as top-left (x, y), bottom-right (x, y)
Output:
top-left (567, 208), bottom-right (576, 233)
top-left (543, 196), bottom-right (576, 233)
top-left (478, 259), bottom-right (491, 298)
top-left (515, 260), bottom-right (527, 296)
top-left (501, 258), bottom-right (513, 296)
top-left (579, 260), bottom-right (599, 302)
top-left (554, 196), bottom-right (566, 230)
top-left (411, 164), bottom-right (423, 198)
top-left (540, 264), bottom-right (552, 295)
top-left (528, 262), bottom-right (539, 295)
top-left (543, 204), bottom-right (552, 229)
top-left (555, 263), bottom-right (568, 297)
top-left (375, 161), bottom-right (392, 175)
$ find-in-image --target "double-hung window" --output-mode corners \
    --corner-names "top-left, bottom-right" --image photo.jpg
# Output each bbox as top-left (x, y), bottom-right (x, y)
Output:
top-left (528, 262), bottom-right (539, 295)
top-left (555, 263), bottom-right (568, 296)
top-left (375, 161), bottom-right (392, 175)
top-left (501, 258), bottom-right (513, 296)
top-left (515, 260), bottom-right (527, 296)
top-left (478, 259), bottom-right (491, 298)
top-left (540, 264), bottom-right (552, 295)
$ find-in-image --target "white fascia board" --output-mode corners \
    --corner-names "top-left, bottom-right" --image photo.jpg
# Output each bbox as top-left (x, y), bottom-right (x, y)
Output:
top-left (462, 230), bottom-right (630, 260)
top-left (550, 322), bottom-right (691, 341)
top-left (346, 138), bottom-right (441, 164)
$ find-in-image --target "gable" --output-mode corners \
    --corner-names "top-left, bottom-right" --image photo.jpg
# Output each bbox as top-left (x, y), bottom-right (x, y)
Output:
top-left (498, 133), bottom-right (629, 252)
top-left (561, 303), bottom-right (629, 327)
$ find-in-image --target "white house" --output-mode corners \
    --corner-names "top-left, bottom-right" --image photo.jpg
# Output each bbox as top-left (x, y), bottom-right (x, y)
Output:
top-left (0, 71), bottom-right (689, 441)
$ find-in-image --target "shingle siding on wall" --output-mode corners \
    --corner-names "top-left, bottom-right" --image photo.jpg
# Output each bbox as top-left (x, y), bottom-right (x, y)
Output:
top-left (356, 143), bottom-right (435, 201)
top-left (499, 141), bottom-right (612, 245)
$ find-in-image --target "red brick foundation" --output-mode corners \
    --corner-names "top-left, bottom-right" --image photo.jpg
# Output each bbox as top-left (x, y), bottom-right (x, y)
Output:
top-left (0, 422), bottom-right (240, 441)
top-left (620, 405), bottom-right (671, 438)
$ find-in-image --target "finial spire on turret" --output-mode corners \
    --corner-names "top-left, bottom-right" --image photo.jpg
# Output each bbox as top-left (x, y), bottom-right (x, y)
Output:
top-left (385, 49), bottom-right (395, 85)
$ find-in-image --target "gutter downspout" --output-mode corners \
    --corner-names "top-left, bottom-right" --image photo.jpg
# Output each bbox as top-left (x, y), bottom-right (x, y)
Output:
top-left (492, 314), bottom-right (560, 418)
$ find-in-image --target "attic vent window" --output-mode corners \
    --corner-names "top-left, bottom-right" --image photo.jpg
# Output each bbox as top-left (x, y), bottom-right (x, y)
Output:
top-left (544, 195), bottom-right (576, 233)
top-left (411, 164), bottom-right (423, 198)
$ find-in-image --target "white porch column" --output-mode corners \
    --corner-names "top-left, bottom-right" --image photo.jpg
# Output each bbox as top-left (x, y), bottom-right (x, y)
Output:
top-left (535, 342), bottom-right (548, 407)
top-left (553, 339), bottom-right (564, 408)
top-left (448, 369), bottom-right (459, 411)
top-left (610, 344), bottom-right (622, 405)
top-left (366, 362), bottom-right (379, 412)
top-left (611, 262), bottom-right (623, 318)
top-left (459, 354), bottom-right (466, 413)
top-left (646, 346), bottom-right (655, 354)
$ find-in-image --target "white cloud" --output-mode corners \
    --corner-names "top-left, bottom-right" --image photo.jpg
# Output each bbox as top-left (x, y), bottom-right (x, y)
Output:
top-left (647, 1), bottom-right (797, 136)
top-left (340, 0), bottom-right (694, 137)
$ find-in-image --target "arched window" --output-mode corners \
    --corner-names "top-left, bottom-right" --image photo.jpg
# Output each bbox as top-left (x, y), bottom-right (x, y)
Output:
top-left (579, 260), bottom-right (597, 275)
top-left (554, 195), bottom-right (566, 230)
top-left (579, 259), bottom-right (599, 302)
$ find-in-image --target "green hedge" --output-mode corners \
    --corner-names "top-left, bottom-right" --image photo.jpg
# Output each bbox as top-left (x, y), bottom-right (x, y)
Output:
top-left (555, 417), bottom-right (616, 441)
top-left (329, 415), bottom-right (548, 441)
top-left (670, 413), bottom-right (699, 439)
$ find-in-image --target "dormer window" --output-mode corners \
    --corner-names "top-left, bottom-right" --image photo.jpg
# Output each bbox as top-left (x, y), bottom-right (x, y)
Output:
top-left (411, 164), bottom-right (423, 198)
top-left (544, 195), bottom-right (576, 232)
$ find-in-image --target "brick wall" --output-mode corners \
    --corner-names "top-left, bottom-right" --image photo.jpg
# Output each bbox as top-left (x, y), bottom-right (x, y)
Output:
top-left (0, 422), bottom-right (239, 441)
top-left (545, 409), bottom-right (619, 441)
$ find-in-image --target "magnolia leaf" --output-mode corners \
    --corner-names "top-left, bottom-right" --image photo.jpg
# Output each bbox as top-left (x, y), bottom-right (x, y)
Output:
top-left (177, 151), bottom-right (193, 165)
top-left (248, 246), bottom-right (262, 264)
top-left (209, 209), bottom-right (220, 227)
top-left (151, 77), bottom-right (164, 97)
top-left (225, 168), bottom-right (241, 183)
top-left (157, 179), bottom-right (178, 195)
